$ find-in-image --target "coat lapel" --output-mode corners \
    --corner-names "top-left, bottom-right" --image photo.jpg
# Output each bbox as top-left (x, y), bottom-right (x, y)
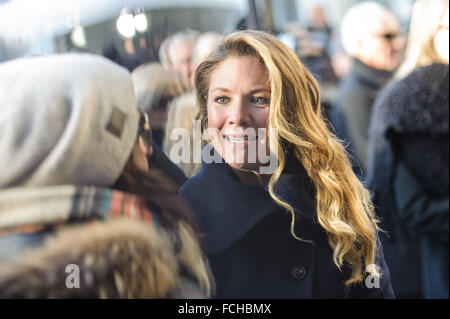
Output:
top-left (180, 155), bottom-right (317, 255)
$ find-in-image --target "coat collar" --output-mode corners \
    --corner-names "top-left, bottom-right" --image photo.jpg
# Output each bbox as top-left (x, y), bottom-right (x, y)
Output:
top-left (352, 58), bottom-right (393, 90)
top-left (180, 152), bottom-right (317, 255)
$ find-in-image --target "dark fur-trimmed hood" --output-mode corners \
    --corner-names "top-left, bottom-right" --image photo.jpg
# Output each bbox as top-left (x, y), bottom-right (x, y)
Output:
top-left (377, 63), bottom-right (449, 136)
top-left (367, 62), bottom-right (449, 212)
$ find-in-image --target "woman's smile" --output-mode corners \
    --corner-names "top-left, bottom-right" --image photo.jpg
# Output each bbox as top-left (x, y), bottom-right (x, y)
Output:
top-left (206, 56), bottom-right (271, 170)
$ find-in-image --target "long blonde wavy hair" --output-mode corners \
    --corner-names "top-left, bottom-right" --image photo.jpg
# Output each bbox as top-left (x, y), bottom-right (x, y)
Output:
top-left (195, 30), bottom-right (380, 285)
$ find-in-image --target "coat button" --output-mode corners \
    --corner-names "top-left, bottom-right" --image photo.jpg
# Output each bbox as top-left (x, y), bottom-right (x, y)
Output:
top-left (291, 265), bottom-right (306, 280)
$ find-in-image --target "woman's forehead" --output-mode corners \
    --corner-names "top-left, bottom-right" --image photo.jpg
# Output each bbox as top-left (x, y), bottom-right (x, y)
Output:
top-left (208, 56), bottom-right (270, 90)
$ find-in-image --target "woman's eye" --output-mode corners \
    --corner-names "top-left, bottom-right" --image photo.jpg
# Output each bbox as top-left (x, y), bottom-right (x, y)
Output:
top-left (251, 96), bottom-right (270, 106)
top-left (215, 96), bottom-right (230, 104)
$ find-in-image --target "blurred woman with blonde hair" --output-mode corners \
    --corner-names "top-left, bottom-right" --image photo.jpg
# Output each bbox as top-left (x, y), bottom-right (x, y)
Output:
top-left (180, 30), bottom-right (394, 298)
top-left (368, 0), bottom-right (449, 298)
top-left (132, 62), bottom-right (189, 147)
top-left (396, 0), bottom-right (449, 78)
top-left (164, 92), bottom-right (202, 178)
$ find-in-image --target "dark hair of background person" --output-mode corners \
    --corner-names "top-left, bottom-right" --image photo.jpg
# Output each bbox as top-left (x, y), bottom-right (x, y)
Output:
top-left (114, 145), bottom-right (197, 233)
top-left (148, 141), bottom-right (187, 187)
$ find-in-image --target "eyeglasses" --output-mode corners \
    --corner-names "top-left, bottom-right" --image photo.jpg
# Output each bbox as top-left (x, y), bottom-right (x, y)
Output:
top-left (138, 112), bottom-right (152, 148)
top-left (373, 32), bottom-right (403, 41)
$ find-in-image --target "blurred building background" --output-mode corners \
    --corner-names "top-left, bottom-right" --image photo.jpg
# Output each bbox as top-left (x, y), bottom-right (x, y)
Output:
top-left (0, 0), bottom-right (415, 64)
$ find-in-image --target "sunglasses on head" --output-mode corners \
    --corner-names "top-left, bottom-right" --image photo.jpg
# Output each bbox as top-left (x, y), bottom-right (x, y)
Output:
top-left (138, 112), bottom-right (152, 148)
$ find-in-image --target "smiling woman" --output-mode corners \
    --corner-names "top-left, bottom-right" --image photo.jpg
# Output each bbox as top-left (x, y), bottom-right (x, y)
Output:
top-left (206, 55), bottom-right (271, 181)
top-left (180, 30), bottom-right (395, 298)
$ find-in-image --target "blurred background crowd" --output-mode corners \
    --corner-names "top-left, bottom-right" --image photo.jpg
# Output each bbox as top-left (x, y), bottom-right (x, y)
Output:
top-left (0, 0), bottom-right (448, 299)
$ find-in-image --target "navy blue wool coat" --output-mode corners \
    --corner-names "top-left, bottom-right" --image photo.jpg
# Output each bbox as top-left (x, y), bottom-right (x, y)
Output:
top-left (180, 155), bottom-right (395, 298)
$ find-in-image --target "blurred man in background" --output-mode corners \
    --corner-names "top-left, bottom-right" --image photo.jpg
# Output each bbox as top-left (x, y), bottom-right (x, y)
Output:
top-left (332, 1), bottom-right (405, 177)
top-left (190, 32), bottom-right (223, 86)
top-left (163, 29), bottom-right (200, 86)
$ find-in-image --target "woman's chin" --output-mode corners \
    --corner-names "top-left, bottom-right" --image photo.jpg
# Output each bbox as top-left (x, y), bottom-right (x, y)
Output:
top-left (212, 143), bottom-right (264, 172)
top-left (226, 161), bottom-right (261, 173)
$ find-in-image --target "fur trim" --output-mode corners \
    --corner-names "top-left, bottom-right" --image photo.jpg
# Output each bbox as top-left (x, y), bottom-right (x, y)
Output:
top-left (368, 63), bottom-right (449, 194)
top-left (0, 218), bottom-right (183, 298)
top-left (378, 63), bottom-right (449, 135)
top-left (175, 222), bottom-right (214, 295)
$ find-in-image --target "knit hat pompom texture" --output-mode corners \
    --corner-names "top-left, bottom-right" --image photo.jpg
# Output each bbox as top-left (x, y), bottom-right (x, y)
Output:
top-left (0, 54), bottom-right (140, 188)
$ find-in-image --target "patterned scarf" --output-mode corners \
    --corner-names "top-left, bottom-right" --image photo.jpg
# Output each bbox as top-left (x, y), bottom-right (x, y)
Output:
top-left (0, 185), bottom-right (157, 236)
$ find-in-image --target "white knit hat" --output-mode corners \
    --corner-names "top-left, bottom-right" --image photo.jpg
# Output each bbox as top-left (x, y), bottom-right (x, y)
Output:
top-left (0, 53), bottom-right (140, 188)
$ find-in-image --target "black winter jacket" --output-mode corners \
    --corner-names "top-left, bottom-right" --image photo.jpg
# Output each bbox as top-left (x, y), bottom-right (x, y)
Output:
top-left (367, 63), bottom-right (449, 298)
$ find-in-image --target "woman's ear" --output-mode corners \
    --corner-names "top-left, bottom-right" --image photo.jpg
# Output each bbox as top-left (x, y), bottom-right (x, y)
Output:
top-left (132, 136), bottom-right (153, 172)
top-left (138, 135), bottom-right (153, 157)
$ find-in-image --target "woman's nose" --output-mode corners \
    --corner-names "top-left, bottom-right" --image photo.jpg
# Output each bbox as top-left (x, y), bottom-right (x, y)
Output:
top-left (227, 99), bottom-right (251, 127)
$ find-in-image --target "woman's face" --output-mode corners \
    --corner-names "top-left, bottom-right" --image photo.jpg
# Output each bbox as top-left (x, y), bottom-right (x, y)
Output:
top-left (206, 56), bottom-right (271, 172)
top-left (132, 128), bottom-right (153, 173)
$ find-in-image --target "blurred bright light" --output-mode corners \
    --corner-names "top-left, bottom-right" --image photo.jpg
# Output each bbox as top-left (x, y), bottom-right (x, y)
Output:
top-left (70, 26), bottom-right (87, 47)
top-left (116, 13), bottom-right (135, 38)
top-left (134, 13), bottom-right (148, 32)
top-left (277, 33), bottom-right (295, 51)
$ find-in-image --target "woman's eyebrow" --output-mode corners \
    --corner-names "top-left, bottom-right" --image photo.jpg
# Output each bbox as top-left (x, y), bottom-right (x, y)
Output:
top-left (210, 88), bottom-right (271, 94)
top-left (249, 88), bottom-right (271, 94)
top-left (210, 87), bottom-right (230, 94)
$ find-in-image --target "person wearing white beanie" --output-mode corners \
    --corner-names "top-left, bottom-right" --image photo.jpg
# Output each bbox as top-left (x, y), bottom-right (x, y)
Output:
top-left (0, 54), bottom-right (141, 188)
top-left (0, 54), bottom-right (212, 298)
